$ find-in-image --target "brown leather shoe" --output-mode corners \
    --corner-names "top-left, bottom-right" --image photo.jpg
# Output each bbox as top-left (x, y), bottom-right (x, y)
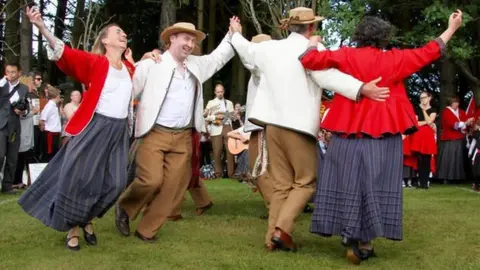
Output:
top-left (134, 231), bottom-right (157, 243)
top-left (271, 228), bottom-right (297, 252)
top-left (168, 215), bottom-right (183, 221)
top-left (195, 202), bottom-right (213, 216)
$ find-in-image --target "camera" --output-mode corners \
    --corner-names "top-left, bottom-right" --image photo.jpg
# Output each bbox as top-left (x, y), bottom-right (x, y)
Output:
top-left (11, 98), bottom-right (29, 111)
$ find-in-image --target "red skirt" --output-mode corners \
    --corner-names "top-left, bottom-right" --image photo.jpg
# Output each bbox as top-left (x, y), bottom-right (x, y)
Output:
top-left (403, 135), bottom-right (417, 169)
top-left (410, 125), bottom-right (437, 155)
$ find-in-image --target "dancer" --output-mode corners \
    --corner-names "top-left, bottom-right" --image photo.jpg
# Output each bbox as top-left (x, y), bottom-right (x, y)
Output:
top-left (115, 20), bottom-right (236, 242)
top-left (239, 34), bottom-right (274, 214)
top-left (229, 7), bottom-right (389, 252)
top-left (19, 6), bottom-right (135, 251)
top-left (410, 91), bottom-right (437, 189)
top-left (300, 10), bottom-right (463, 264)
top-left (437, 96), bottom-right (474, 183)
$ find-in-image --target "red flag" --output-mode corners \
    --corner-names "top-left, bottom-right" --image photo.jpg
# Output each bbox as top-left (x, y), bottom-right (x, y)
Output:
top-left (466, 93), bottom-right (476, 118)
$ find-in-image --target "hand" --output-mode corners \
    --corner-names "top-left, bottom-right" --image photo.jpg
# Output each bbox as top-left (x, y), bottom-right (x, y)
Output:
top-left (240, 137), bottom-right (248, 143)
top-left (26, 6), bottom-right (46, 29)
top-left (32, 106), bottom-right (40, 114)
top-left (466, 117), bottom-right (475, 125)
top-left (124, 48), bottom-right (134, 61)
top-left (14, 109), bottom-right (24, 116)
top-left (309, 35), bottom-right (322, 44)
top-left (448, 10), bottom-right (463, 31)
top-left (141, 50), bottom-right (162, 63)
top-left (229, 16), bottom-right (242, 33)
top-left (360, 77), bottom-right (390, 102)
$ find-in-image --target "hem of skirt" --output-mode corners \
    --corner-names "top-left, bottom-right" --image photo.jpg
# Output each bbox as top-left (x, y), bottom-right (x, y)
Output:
top-left (18, 202), bottom-right (71, 232)
top-left (310, 230), bottom-right (403, 242)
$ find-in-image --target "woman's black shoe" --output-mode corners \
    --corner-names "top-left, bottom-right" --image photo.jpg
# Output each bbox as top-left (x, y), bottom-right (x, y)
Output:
top-left (83, 224), bottom-right (97, 246)
top-left (65, 235), bottom-right (80, 251)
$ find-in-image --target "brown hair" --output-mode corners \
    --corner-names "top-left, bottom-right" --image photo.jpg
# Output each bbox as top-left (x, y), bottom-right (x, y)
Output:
top-left (46, 85), bottom-right (60, 99)
top-left (91, 23), bottom-right (121, 55)
top-left (18, 75), bottom-right (33, 87)
top-left (419, 91), bottom-right (432, 98)
top-left (446, 96), bottom-right (460, 106)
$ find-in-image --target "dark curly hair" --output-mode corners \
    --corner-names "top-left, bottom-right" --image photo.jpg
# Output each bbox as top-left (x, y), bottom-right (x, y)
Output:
top-left (352, 16), bottom-right (394, 49)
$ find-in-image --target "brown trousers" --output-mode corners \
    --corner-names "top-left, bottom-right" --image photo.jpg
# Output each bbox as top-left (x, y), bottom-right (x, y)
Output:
top-left (248, 130), bottom-right (273, 209)
top-left (211, 125), bottom-right (234, 178)
top-left (264, 125), bottom-right (317, 244)
top-left (118, 126), bottom-right (192, 238)
top-left (170, 180), bottom-right (212, 216)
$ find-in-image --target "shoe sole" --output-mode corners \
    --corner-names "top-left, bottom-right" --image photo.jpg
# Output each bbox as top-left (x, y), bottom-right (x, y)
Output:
top-left (345, 248), bottom-right (362, 265)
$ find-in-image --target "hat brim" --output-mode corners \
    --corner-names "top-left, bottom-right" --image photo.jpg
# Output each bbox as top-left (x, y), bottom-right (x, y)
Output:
top-left (280, 15), bottom-right (325, 25)
top-left (160, 27), bottom-right (206, 43)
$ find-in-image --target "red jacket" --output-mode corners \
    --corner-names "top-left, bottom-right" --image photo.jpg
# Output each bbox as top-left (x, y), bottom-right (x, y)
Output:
top-left (55, 45), bottom-right (135, 136)
top-left (440, 107), bottom-right (466, 141)
top-left (300, 40), bottom-right (443, 138)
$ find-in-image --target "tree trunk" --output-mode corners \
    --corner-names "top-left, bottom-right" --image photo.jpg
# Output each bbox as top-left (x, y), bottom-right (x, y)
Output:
top-left (47, 0), bottom-right (67, 85)
top-left (4, 0), bottom-right (21, 65)
top-left (197, 0), bottom-right (204, 54)
top-left (159, 0), bottom-right (176, 49)
top-left (37, 0), bottom-right (45, 74)
top-left (439, 58), bottom-right (457, 110)
top-left (236, 6), bottom-right (246, 103)
top-left (20, 5), bottom-right (32, 72)
top-left (71, 0), bottom-right (86, 49)
top-left (203, 0), bottom-right (217, 102)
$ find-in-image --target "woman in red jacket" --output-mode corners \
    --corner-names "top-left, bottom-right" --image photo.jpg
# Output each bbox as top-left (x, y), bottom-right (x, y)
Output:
top-left (436, 97), bottom-right (474, 182)
top-left (18, 7), bottom-right (137, 251)
top-left (410, 91), bottom-right (437, 189)
top-left (300, 11), bottom-right (463, 264)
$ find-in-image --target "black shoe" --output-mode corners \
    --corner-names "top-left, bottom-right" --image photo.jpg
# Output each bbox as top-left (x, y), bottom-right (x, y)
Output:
top-left (65, 235), bottom-right (80, 251)
top-left (134, 231), bottom-right (157, 243)
top-left (115, 204), bottom-right (130, 236)
top-left (82, 223), bottom-right (97, 245)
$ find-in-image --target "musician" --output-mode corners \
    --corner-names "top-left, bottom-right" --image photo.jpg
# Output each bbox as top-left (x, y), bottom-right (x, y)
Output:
top-left (227, 127), bottom-right (250, 179)
top-left (205, 83), bottom-right (235, 178)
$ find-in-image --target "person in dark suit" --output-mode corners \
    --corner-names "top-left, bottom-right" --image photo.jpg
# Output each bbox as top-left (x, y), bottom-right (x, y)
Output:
top-left (0, 63), bottom-right (30, 194)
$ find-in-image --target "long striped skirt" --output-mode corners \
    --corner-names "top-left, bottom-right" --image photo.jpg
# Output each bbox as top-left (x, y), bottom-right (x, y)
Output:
top-left (18, 114), bottom-right (129, 232)
top-left (436, 139), bottom-right (465, 181)
top-left (311, 135), bottom-right (403, 242)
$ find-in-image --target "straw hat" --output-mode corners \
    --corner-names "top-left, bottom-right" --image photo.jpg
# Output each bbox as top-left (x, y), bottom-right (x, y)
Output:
top-left (251, 34), bottom-right (271, 43)
top-left (279, 7), bottom-right (324, 26)
top-left (160, 22), bottom-right (206, 43)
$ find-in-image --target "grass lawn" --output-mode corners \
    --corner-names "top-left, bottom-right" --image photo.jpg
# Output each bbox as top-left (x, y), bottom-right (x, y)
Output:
top-left (1, 180), bottom-right (480, 270)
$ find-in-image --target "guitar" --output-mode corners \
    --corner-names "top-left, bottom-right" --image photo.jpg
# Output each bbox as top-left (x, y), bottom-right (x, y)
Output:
top-left (208, 105), bottom-right (246, 126)
top-left (227, 137), bottom-right (249, 155)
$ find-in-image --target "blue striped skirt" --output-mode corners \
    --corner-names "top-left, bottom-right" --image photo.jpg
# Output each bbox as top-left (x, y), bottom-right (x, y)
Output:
top-left (18, 113), bottom-right (129, 231)
top-left (311, 135), bottom-right (403, 242)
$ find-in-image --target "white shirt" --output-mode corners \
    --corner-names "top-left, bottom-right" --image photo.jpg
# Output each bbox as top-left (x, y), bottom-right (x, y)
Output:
top-left (96, 65), bottom-right (132, 119)
top-left (214, 97), bottom-right (231, 125)
top-left (156, 64), bottom-right (196, 128)
top-left (40, 100), bottom-right (62, 132)
top-left (0, 77), bottom-right (20, 103)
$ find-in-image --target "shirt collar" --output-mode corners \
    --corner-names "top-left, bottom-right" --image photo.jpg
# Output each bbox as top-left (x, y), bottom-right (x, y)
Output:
top-left (9, 80), bottom-right (20, 89)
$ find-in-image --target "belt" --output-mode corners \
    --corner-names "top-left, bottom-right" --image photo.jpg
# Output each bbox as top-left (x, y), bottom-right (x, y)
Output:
top-left (154, 124), bottom-right (191, 133)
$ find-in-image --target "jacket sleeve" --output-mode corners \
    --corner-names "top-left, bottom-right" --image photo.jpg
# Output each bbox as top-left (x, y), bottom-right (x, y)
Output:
top-left (194, 33), bottom-right (235, 83)
top-left (132, 59), bottom-right (156, 98)
top-left (305, 44), bottom-right (363, 101)
top-left (46, 37), bottom-right (100, 86)
top-left (390, 39), bottom-right (445, 82)
top-left (230, 32), bottom-right (267, 72)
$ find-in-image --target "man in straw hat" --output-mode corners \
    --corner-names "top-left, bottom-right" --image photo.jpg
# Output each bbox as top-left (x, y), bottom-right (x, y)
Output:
top-left (229, 7), bottom-right (390, 251)
top-left (115, 18), bottom-right (238, 242)
top-left (238, 34), bottom-right (274, 218)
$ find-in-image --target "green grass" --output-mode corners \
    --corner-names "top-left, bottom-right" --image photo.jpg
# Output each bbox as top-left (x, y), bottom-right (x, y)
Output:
top-left (1, 180), bottom-right (480, 270)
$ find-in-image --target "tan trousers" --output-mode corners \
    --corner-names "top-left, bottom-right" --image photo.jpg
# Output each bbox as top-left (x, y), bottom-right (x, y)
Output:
top-left (211, 125), bottom-right (234, 178)
top-left (170, 180), bottom-right (212, 216)
top-left (264, 125), bottom-right (317, 244)
top-left (118, 127), bottom-right (192, 238)
top-left (248, 130), bottom-right (273, 209)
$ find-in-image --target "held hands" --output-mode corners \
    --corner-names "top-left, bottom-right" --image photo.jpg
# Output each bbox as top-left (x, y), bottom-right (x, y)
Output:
top-left (140, 49), bottom-right (162, 63)
top-left (448, 10), bottom-right (463, 32)
top-left (26, 6), bottom-right (46, 30)
top-left (229, 16), bottom-right (242, 33)
top-left (360, 77), bottom-right (390, 102)
top-left (308, 35), bottom-right (323, 47)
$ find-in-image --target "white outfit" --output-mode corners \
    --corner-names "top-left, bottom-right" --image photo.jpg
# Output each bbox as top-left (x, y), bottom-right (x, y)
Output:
top-left (96, 65), bottom-right (133, 119)
top-left (40, 100), bottom-right (62, 133)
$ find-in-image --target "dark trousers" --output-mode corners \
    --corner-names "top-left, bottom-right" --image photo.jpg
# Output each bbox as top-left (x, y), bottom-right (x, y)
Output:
top-left (33, 125), bottom-right (42, 161)
top-left (0, 131), bottom-right (21, 192)
top-left (44, 131), bottom-right (60, 162)
top-left (14, 150), bottom-right (32, 185)
top-left (418, 154), bottom-right (431, 188)
top-left (200, 141), bottom-right (212, 166)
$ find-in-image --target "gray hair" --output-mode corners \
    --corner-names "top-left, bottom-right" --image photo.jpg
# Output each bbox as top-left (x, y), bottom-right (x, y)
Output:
top-left (288, 24), bottom-right (311, 34)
